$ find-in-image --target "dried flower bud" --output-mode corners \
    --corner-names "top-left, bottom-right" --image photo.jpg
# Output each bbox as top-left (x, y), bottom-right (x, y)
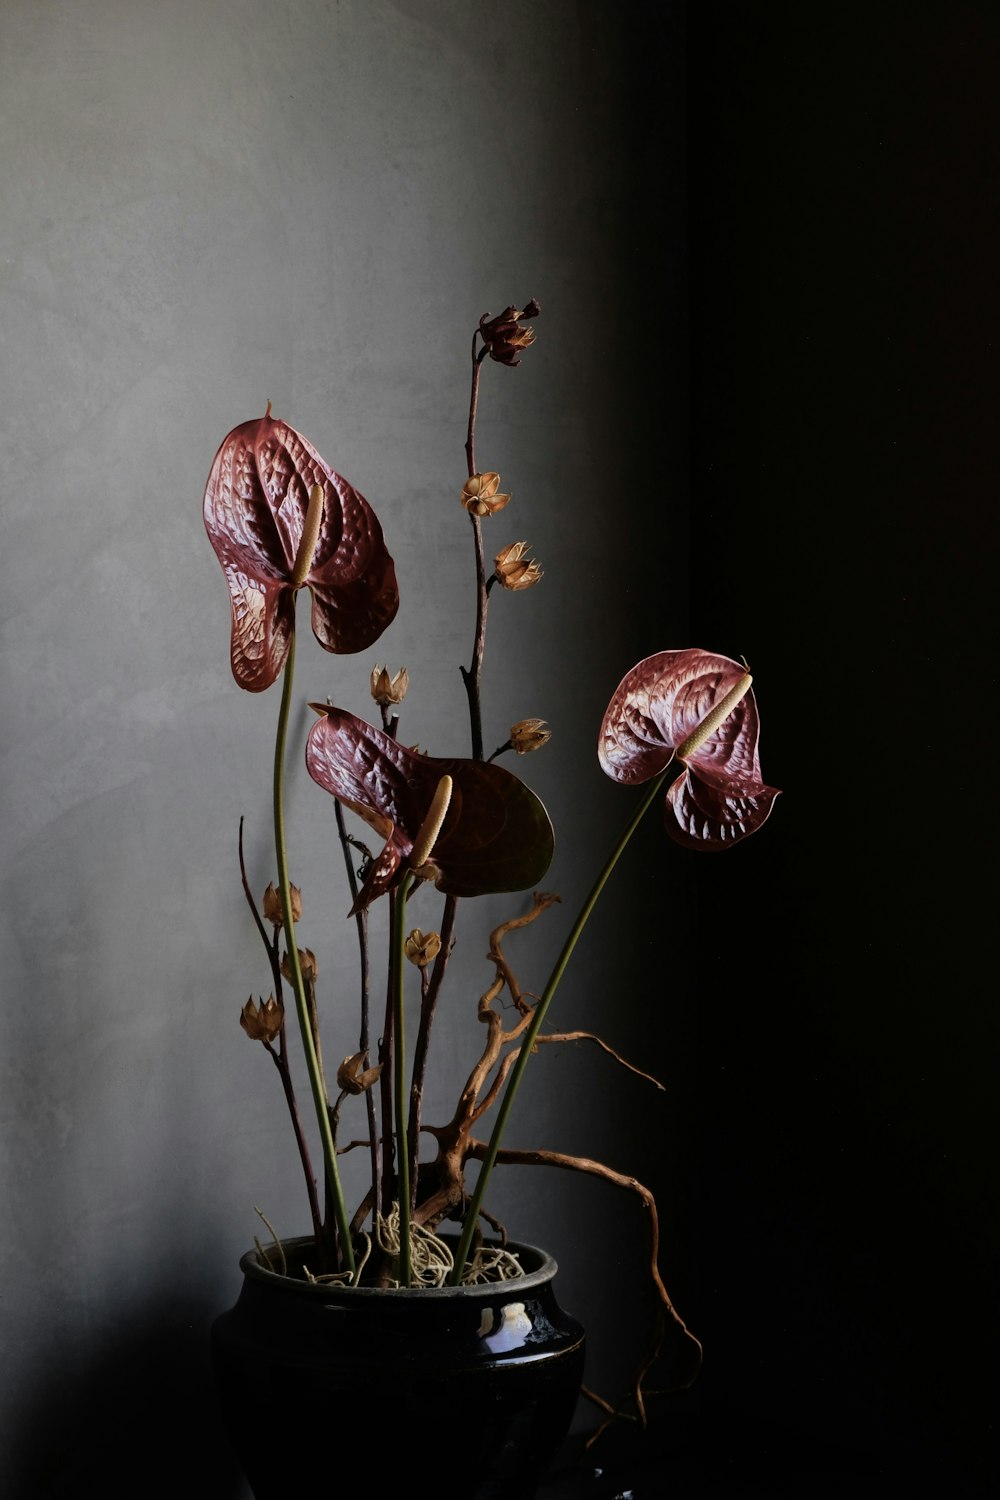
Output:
top-left (404, 929), bottom-right (442, 967)
top-left (370, 664), bottom-right (409, 706)
top-left (461, 472), bottom-right (511, 518)
top-left (281, 947), bottom-right (319, 983)
top-left (262, 882), bottom-right (302, 927)
top-left (240, 994), bottom-right (284, 1042)
top-left (510, 718), bottom-right (551, 755)
top-left (337, 1051), bottom-right (383, 1095)
top-left (479, 300), bottom-right (541, 365)
top-left (494, 541), bottom-right (543, 591)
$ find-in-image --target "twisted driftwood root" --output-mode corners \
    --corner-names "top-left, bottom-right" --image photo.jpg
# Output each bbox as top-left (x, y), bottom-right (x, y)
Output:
top-left (466, 1138), bottom-right (703, 1432)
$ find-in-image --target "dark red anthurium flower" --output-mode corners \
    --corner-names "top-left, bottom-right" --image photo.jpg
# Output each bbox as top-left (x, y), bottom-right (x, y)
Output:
top-left (203, 409), bottom-right (399, 691)
top-left (598, 649), bottom-right (780, 850)
top-left (306, 708), bottom-right (555, 913)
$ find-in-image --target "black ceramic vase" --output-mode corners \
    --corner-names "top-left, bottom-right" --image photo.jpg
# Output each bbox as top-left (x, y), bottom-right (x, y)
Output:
top-left (212, 1236), bottom-right (586, 1500)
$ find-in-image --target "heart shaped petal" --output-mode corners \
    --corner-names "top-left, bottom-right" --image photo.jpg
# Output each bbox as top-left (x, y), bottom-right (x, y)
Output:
top-left (599, 649), bottom-right (779, 850)
top-left (204, 411), bottom-right (399, 690)
top-left (306, 709), bottom-right (555, 910)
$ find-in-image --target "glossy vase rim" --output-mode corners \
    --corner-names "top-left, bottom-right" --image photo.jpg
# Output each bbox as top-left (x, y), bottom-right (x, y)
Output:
top-left (240, 1234), bottom-right (559, 1303)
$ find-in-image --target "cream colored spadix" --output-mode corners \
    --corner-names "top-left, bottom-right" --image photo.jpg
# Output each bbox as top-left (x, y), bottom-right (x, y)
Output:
top-left (410, 775), bottom-right (454, 870)
top-left (291, 484), bottom-right (325, 587)
top-left (675, 672), bottom-right (753, 762)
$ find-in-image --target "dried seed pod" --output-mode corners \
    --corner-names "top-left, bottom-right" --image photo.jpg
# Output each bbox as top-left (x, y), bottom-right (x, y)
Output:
top-left (263, 882), bottom-right (302, 927)
top-left (240, 995), bottom-right (284, 1042)
top-left (510, 718), bottom-right (551, 755)
top-left (281, 947), bottom-right (318, 982)
top-left (494, 541), bottom-right (543, 591)
top-left (461, 472), bottom-right (511, 517)
top-left (404, 929), bottom-right (442, 967)
top-left (337, 1051), bottom-right (383, 1095)
top-left (370, 665), bottom-right (409, 706)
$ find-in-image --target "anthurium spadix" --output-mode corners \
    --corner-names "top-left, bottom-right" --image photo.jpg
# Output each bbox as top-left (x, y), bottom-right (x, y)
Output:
top-left (599, 649), bottom-right (779, 849)
top-left (203, 409), bottom-right (399, 690)
top-left (306, 708), bottom-right (555, 911)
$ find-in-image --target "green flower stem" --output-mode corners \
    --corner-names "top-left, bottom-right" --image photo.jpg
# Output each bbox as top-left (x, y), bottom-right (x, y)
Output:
top-left (392, 872), bottom-right (414, 1286)
top-left (449, 761), bottom-right (675, 1284)
top-left (274, 629), bottom-right (355, 1278)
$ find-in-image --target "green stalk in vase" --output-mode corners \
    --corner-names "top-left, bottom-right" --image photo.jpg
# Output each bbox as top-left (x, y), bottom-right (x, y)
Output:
top-left (274, 488), bottom-right (355, 1278)
top-left (451, 660), bottom-right (758, 1280)
top-left (450, 762), bottom-right (673, 1282)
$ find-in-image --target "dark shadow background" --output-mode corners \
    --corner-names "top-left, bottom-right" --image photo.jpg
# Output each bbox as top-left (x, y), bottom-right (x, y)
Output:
top-left (676, 2), bottom-right (997, 1495)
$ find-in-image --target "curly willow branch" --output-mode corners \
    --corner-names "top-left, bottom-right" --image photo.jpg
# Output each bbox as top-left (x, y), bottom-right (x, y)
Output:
top-left (487, 891), bottom-right (562, 1015)
top-left (467, 1141), bottom-right (702, 1426)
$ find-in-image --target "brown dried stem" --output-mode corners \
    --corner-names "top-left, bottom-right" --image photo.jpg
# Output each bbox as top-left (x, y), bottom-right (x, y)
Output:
top-left (406, 893), bottom-right (458, 1208)
top-left (529, 1031), bottom-right (665, 1092)
top-left (238, 817), bottom-right (322, 1239)
top-left (238, 816), bottom-right (283, 1000)
top-left (378, 898), bottom-right (397, 1216)
top-left (464, 334), bottom-right (488, 476)
top-left (334, 799), bottom-right (380, 1225)
top-left (485, 892), bottom-right (562, 1014)
top-left (262, 1038), bottom-right (322, 1241)
top-left (459, 339), bottom-right (492, 762)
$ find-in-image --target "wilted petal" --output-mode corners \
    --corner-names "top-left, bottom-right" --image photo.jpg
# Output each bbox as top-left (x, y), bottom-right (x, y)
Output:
top-left (479, 301), bottom-right (541, 365)
top-left (665, 757), bottom-right (781, 850)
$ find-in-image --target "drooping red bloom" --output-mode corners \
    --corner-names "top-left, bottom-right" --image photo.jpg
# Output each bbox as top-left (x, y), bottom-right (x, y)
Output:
top-left (203, 410), bottom-right (399, 691)
top-left (599, 649), bottom-right (780, 850)
top-left (306, 708), bottom-right (555, 912)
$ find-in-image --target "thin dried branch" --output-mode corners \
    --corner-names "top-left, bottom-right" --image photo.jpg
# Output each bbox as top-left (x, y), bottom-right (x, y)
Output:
top-left (239, 822), bottom-right (322, 1237)
top-left (378, 899), bottom-right (397, 1216)
top-left (238, 816), bottom-right (283, 1000)
top-left (459, 339), bottom-right (491, 760)
top-left (581, 1396), bottom-right (639, 1450)
top-left (471, 1020), bottom-right (664, 1127)
top-left (470, 1044), bottom-right (520, 1125)
top-left (349, 1185), bottom-right (375, 1238)
top-left (579, 1386), bottom-right (633, 1420)
top-left (486, 891), bottom-right (562, 1016)
top-left (339, 1137), bottom-right (380, 1155)
top-left (476, 1202), bottom-right (508, 1242)
top-left (261, 1037), bottom-right (322, 1238)
top-left (530, 1031), bottom-right (665, 1091)
top-left (414, 893), bottom-right (566, 1223)
top-left (407, 894), bottom-right (459, 1200)
top-left (334, 798), bottom-right (380, 1225)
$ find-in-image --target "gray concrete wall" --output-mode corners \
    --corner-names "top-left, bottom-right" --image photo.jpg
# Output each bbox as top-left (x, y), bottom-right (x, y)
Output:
top-left (0, 3), bottom-right (688, 1492)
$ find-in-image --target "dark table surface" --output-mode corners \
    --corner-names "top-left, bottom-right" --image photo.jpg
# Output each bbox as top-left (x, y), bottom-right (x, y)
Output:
top-left (535, 1408), bottom-right (998, 1499)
